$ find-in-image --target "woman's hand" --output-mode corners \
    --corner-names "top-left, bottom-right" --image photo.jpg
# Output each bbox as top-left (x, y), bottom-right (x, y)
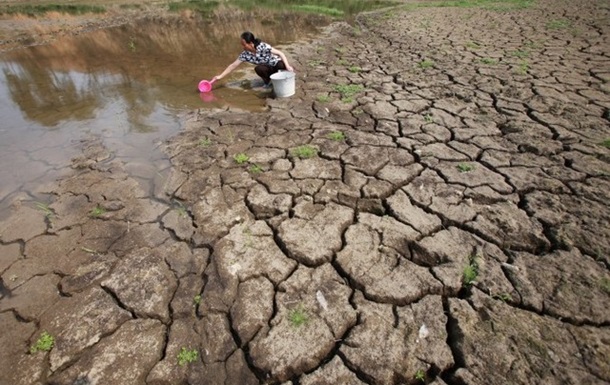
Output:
top-left (285, 64), bottom-right (294, 72)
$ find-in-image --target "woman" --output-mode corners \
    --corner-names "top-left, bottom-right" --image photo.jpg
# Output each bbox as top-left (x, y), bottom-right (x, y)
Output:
top-left (213, 31), bottom-right (294, 88)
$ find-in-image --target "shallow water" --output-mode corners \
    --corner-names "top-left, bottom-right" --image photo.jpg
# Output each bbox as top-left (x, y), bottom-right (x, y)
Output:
top-left (0, 11), bottom-right (327, 219)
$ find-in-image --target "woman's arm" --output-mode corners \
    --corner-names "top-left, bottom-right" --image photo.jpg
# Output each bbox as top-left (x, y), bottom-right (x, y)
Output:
top-left (213, 59), bottom-right (242, 81)
top-left (270, 47), bottom-right (294, 72)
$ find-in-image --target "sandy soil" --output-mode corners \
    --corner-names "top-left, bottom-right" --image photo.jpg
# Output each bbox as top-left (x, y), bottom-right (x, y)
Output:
top-left (1, 1), bottom-right (609, 384)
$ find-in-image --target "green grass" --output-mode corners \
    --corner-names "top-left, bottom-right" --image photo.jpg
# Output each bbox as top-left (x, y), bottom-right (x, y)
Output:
top-left (30, 332), bottom-right (54, 354)
top-left (288, 305), bottom-right (309, 327)
top-left (193, 294), bottom-right (202, 305)
top-left (334, 84), bottom-right (365, 102)
top-left (480, 57), bottom-right (498, 65)
top-left (414, 369), bottom-right (426, 382)
top-left (466, 41), bottom-right (481, 49)
top-left (510, 49), bottom-right (530, 58)
top-left (328, 131), bottom-right (346, 141)
top-left (348, 66), bottom-right (362, 73)
top-left (291, 145), bottom-right (318, 159)
top-left (418, 60), bottom-right (434, 69)
top-left (249, 164), bottom-right (263, 174)
top-left (233, 153), bottom-right (250, 164)
top-left (90, 206), bottom-right (106, 218)
top-left (516, 60), bottom-right (529, 75)
top-left (546, 19), bottom-right (570, 29)
top-left (424, 114), bottom-right (434, 123)
top-left (600, 139), bottom-right (610, 148)
top-left (177, 347), bottom-right (199, 366)
top-left (457, 163), bottom-right (475, 172)
top-left (291, 4), bottom-right (343, 16)
top-left (462, 254), bottom-right (479, 286)
top-left (600, 278), bottom-right (610, 294)
top-left (493, 293), bottom-right (513, 302)
top-left (198, 137), bottom-right (212, 147)
top-left (168, 0), bottom-right (219, 14)
top-left (0, 4), bottom-right (105, 16)
top-left (35, 202), bottom-right (53, 218)
top-left (317, 95), bottom-right (330, 103)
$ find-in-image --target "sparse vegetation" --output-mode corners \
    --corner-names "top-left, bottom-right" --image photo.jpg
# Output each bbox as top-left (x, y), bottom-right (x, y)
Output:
top-left (317, 95), bottom-right (330, 103)
top-left (510, 49), bottom-right (530, 58)
top-left (600, 139), bottom-right (610, 149)
top-left (348, 66), bottom-right (362, 73)
top-left (198, 137), bottom-right (212, 147)
top-left (480, 57), bottom-right (498, 65)
top-left (249, 164), bottom-right (263, 174)
top-left (463, 254), bottom-right (479, 286)
top-left (328, 131), bottom-right (346, 141)
top-left (90, 206), bottom-right (106, 218)
top-left (334, 83), bottom-right (365, 102)
top-left (233, 153), bottom-right (250, 164)
top-left (424, 114), bottom-right (434, 123)
top-left (177, 347), bottom-right (199, 366)
top-left (288, 305), bottom-right (309, 327)
top-left (418, 60), bottom-right (434, 69)
top-left (291, 4), bottom-right (343, 16)
top-left (516, 60), bottom-right (529, 75)
top-left (493, 293), bottom-right (513, 302)
top-left (291, 145), bottom-right (318, 159)
top-left (600, 278), bottom-right (610, 294)
top-left (414, 369), bottom-right (426, 382)
top-left (30, 332), bottom-right (54, 354)
top-left (466, 41), bottom-right (481, 49)
top-left (457, 163), bottom-right (475, 172)
top-left (546, 18), bottom-right (570, 29)
top-left (0, 4), bottom-right (105, 16)
top-left (193, 294), bottom-right (202, 305)
top-left (35, 202), bottom-right (53, 218)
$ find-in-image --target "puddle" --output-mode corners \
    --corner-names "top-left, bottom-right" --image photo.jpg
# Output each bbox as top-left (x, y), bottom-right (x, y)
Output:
top-left (0, 11), bottom-right (329, 219)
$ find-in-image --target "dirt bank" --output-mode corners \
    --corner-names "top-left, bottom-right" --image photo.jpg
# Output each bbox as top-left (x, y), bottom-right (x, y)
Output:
top-left (1, 0), bottom-right (609, 384)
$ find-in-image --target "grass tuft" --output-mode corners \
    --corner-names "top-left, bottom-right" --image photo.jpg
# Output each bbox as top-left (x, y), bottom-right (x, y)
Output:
top-left (288, 305), bottom-right (309, 327)
top-left (462, 254), bottom-right (479, 286)
top-left (291, 145), bottom-right (318, 159)
top-left (30, 332), bottom-right (54, 354)
top-left (233, 153), bottom-right (250, 164)
top-left (177, 347), bottom-right (199, 366)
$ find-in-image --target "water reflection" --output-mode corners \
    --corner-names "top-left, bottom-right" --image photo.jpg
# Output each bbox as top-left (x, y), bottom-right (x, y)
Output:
top-left (0, 11), bottom-right (328, 217)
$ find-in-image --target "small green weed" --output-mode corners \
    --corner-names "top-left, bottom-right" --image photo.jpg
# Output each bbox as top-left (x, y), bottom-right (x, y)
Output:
top-left (600, 278), bottom-right (610, 294)
top-left (600, 139), bottom-right (610, 148)
top-left (510, 49), bottom-right (529, 58)
top-left (35, 202), bottom-right (53, 218)
top-left (546, 19), bottom-right (570, 29)
top-left (249, 164), bottom-right (263, 174)
top-left (418, 60), bottom-right (434, 69)
top-left (174, 201), bottom-right (187, 217)
top-left (177, 347), bottom-right (199, 366)
top-left (466, 41), bottom-right (480, 49)
top-left (516, 60), bottom-right (529, 75)
top-left (288, 305), bottom-right (309, 327)
top-left (424, 114), bottom-right (434, 123)
top-left (414, 369), bottom-right (426, 382)
top-left (128, 36), bottom-right (136, 53)
top-left (90, 206), bottom-right (106, 218)
top-left (193, 294), bottom-right (202, 305)
top-left (317, 95), bottom-right (330, 103)
top-left (334, 84), bottom-right (365, 101)
top-left (30, 332), bottom-right (54, 354)
top-left (493, 293), bottom-right (512, 302)
top-left (328, 131), bottom-right (346, 141)
top-left (198, 137), bottom-right (212, 147)
top-left (463, 254), bottom-right (479, 286)
top-left (336, 59), bottom-right (348, 66)
top-left (457, 163), bottom-right (475, 172)
top-left (291, 145), bottom-right (318, 159)
top-left (291, 4), bottom-right (343, 17)
top-left (308, 59), bottom-right (323, 67)
top-left (480, 57), bottom-right (498, 65)
top-left (233, 153), bottom-right (250, 164)
top-left (348, 66), bottom-right (362, 73)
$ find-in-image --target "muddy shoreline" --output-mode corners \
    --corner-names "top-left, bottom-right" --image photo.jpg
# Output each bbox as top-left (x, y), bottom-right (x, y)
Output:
top-left (1, 1), bottom-right (610, 384)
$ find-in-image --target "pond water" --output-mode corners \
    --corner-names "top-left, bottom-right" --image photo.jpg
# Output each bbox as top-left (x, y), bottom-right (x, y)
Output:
top-left (0, 10), bottom-right (330, 219)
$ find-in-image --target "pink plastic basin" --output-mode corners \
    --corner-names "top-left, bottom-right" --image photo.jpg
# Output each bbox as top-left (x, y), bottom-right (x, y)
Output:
top-left (198, 79), bottom-right (215, 93)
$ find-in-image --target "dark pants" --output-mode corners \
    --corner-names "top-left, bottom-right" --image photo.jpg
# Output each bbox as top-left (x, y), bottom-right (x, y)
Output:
top-left (255, 61), bottom-right (286, 85)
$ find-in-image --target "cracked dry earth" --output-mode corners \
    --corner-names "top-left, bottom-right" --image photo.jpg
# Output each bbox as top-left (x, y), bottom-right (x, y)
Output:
top-left (1, 0), bottom-right (610, 384)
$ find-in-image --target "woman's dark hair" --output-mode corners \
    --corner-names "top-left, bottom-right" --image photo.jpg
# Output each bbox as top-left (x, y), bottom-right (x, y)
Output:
top-left (241, 31), bottom-right (261, 47)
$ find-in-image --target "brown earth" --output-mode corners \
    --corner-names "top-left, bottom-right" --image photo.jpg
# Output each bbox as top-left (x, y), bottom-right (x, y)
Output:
top-left (1, 0), bottom-right (610, 384)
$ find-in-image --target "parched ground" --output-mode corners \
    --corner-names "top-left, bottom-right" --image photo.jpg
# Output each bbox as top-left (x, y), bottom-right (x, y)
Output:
top-left (1, 0), bottom-right (609, 384)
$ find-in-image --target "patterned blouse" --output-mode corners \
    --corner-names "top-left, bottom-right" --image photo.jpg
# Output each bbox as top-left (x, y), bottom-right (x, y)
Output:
top-left (238, 42), bottom-right (280, 66)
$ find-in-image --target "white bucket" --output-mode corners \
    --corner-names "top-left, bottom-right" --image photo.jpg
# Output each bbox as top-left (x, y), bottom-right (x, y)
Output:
top-left (270, 71), bottom-right (295, 97)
